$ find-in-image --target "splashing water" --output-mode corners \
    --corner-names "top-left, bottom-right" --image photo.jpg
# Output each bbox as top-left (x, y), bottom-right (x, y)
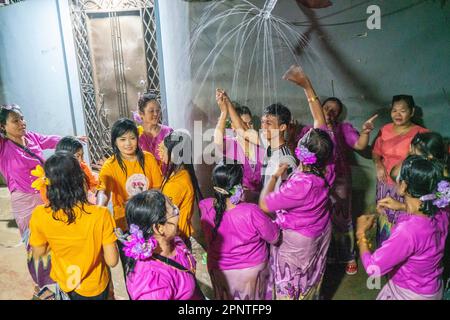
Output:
top-left (189, 0), bottom-right (317, 110)
top-left (261, 0), bottom-right (278, 19)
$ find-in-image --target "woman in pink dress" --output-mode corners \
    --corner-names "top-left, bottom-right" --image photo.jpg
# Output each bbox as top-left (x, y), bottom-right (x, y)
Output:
top-left (372, 95), bottom-right (428, 245)
top-left (136, 92), bottom-right (173, 174)
top-left (200, 163), bottom-right (280, 300)
top-left (0, 104), bottom-right (63, 299)
top-left (296, 98), bottom-right (378, 275)
top-left (214, 93), bottom-right (265, 203)
top-left (123, 190), bottom-right (203, 300)
top-left (357, 155), bottom-right (449, 300)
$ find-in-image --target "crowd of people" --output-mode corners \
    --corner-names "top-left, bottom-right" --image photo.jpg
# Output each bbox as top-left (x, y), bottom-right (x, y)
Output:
top-left (1, 65), bottom-right (449, 300)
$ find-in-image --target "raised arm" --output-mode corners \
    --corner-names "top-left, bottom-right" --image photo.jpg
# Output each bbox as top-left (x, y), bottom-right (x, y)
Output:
top-left (223, 90), bottom-right (260, 146)
top-left (282, 65), bottom-right (326, 129)
top-left (354, 114), bottom-right (378, 151)
top-left (214, 89), bottom-right (228, 149)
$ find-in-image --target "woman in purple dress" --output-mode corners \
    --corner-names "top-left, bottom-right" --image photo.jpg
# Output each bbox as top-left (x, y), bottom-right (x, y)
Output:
top-left (200, 163), bottom-right (280, 300)
top-left (297, 98), bottom-right (378, 275)
top-left (357, 155), bottom-right (449, 300)
top-left (123, 190), bottom-right (204, 300)
top-left (214, 92), bottom-right (264, 203)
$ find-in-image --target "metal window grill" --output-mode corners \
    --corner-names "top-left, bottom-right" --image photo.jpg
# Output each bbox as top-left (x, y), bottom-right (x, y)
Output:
top-left (69, 0), bottom-right (160, 164)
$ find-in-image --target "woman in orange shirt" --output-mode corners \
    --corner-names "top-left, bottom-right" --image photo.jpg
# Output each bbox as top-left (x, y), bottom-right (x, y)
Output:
top-left (372, 95), bottom-right (428, 245)
top-left (159, 130), bottom-right (203, 246)
top-left (97, 119), bottom-right (163, 233)
top-left (96, 119), bottom-right (163, 282)
top-left (29, 151), bottom-right (119, 300)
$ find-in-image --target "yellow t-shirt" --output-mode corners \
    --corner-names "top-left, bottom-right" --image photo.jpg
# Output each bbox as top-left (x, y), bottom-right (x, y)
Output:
top-left (161, 169), bottom-right (195, 239)
top-left (29, 203), bottom-right (117, 297)
top-left (97, 152), bottom-right (163, 231)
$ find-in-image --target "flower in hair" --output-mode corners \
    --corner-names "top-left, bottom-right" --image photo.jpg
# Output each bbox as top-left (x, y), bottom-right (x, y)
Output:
top-left (295, 145), bottom-right (317, 165)
top-left (132, 111), bottom-right (143, 124)
top-left (434, 180), bottom-right (450, 208)
top-left (123, 224), bottom-right (158, 260)
top-left (419, 180), bottom-right (450, 209)
top-left (31, 165), bottom-right (50, 191)
top-left (230, 184), bottom-right (244, 205)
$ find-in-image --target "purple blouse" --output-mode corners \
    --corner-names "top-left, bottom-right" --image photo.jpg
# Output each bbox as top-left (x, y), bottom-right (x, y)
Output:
top-left (362, 209), bottom-right (449, 295)
top-left (222, 136), bottom-right (264, 192)
top-left (126, 237), bottom-right (203, 300)
top-left (0, 132), bottom-right (60, 193)
top-left (199, 199), bottom-right (279, 271)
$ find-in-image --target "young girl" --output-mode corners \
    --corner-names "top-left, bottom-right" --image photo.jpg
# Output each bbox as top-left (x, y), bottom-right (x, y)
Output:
top-left (214, 91), bottom-right (265, 203)
top-left (199, 163), bottom-right (280, 300)
top-left (136, 92), bottom-right (173, 174)
top-left (259, 66), bottom-right (336, 300)
top-left (123, 190), bottom-right (204, 300)
top-left (29, 151), bottom-right (119, 300)
top-left (357, 155), bottom-right (449, 300)
top-left (159, 130), bottom-right (203, 243)
top-left (96, 118), bottom-right (163, 233)
top-left (372, 95), bottom-right (429, 245)
top-left (56, 136), bottom-right (98, 194)
top-left (32, 136), bottom-right (99, 205)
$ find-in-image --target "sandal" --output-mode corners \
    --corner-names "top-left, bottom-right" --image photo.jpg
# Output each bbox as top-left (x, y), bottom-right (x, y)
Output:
top-left (32, 287), bottom-right (56, 300)
top-left (345, 260), bottom-right (358, 275)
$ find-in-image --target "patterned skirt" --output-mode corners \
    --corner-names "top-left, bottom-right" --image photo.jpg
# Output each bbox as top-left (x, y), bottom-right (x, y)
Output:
top-left (328, 175), bottom-right (355, 263)
top-left (11, 191), bottom-right (54, 289)
top-left (268, 225), bottom-right (332, 300)
top-left (209, 261), bottom-right (271, 300)
top-left (375, 181), bottom-right (404, 246)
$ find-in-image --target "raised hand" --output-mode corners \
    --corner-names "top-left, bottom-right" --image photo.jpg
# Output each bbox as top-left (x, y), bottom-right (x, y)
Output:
top-left (362, 114), bottom-right (378, 134)
top-left (215, 88), bottom-right (227, 113)
top-left (282, 65), bottom-right (311, 89)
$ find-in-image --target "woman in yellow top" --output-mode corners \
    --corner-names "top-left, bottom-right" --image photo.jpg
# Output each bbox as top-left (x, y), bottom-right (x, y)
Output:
top-left (29, 151), bottom-right (119, 300)
top-left (159, 130), bottom-right (203, 245)
top-left (97, 118), bottom-right (163, 233)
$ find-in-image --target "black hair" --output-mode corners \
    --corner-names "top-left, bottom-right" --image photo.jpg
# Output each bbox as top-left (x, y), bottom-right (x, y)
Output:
top-left (322, 97), bottom-right (343, 116)
top-left (56, 136), bottom-right (83, 155)
top-left (44, 151), bottom-right (90, 224)
top-left (399, 155), bottom-right (445, 216)
top-left (263, 103), bottom-right (292, 126)
top-left (298, 129), bottom-right (334, 184)
top-left (411, 132), bottom-right (448, 170)
top-left (211, 163), bottom-right (243, 240)
top-left (235, 105), bottom-right (252, 118)
top-left (161, 130), bottom-right (204, 204)
top-left (110, 118), bottom-right (146, 176)
top-left (124, 190), bottom-right (168, 275)
top-left (392, 94), bottom-right (415, 112)
top-left (137, 92), bottom-right (161, 116)
top-left (0, 105), bottom-right (22, 135)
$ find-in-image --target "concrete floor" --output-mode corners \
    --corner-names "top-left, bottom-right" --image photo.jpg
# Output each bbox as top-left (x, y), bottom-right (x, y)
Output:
top-left (0, 187), bottom-right (380, 300)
